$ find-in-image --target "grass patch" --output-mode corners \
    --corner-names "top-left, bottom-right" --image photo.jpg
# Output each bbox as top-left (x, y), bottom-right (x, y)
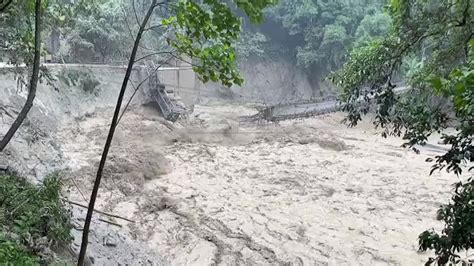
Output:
top-left (0, 172), bottom-right (73, 264)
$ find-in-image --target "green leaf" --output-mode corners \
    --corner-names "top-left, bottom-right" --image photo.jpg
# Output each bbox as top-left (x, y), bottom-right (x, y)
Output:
top-left (428, 76), bottom-right (443, 93)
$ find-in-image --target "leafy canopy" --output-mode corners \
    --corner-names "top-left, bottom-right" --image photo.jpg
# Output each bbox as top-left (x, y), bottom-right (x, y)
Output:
top-left (264, 0), bottom-right (389, 72)
top-left (66, 0), bottom-right (131, 63)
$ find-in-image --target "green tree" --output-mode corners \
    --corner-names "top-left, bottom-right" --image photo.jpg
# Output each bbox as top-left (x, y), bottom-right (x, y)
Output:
top-left (353, 12), bottom-right (392, 48)
top-left (0, 0), bottom-right (40, 66)
top-left (267, 0), bottom-right (387, 71)
top-left (66, 0), bottom-right (131, 63)
top-left (234, 31), bottom-right (268, 59)
top-left (331, 0), bottom-right (473, 263)
top-left (0, 0), bottom-right (92, 65)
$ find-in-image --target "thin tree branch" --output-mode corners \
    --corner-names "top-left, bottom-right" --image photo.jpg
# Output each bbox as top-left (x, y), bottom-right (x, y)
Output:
top-left (117, 56), bottom-right (174, 125)
top-left (67, 200), bottom-right (135, 223)
top-left (168, 52), bottom-right (201, 68)
top-left (134, 51), bottom-right (173, 63)
top-left (68, 176), bottom-right (88, 203)
top-left (98, 218), bottom-right (123, 228)
top-left (154, 1), bottom-right (170, 8)
top-left (121, 4), bottom-right (136, 37)
top-left (121, 5), bottom-right (156, 53)
top-left (144, 24), bottom-right (167, 32)
top-left (132, 0), bottom-right (141, 28)
top-left (77, 1), bottom-right (158, 265)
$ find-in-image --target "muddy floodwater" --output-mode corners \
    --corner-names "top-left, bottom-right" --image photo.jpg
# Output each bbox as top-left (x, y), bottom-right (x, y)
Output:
top-left (61, 104), bottom-right (453, 265)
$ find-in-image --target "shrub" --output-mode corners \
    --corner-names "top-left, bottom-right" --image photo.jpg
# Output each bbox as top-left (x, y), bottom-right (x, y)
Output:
top-left (0, 235), bottom-right (38, 265)
top-left (0, 172), bottom-right (73, 264)
top-left (419, 179), bottom-right (474, 265)
top-left (57, 68), bottom-right (101, 95)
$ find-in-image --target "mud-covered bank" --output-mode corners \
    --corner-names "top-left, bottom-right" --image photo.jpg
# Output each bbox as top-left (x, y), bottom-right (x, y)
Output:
top-left (0, 66), bottom-right (160, 263)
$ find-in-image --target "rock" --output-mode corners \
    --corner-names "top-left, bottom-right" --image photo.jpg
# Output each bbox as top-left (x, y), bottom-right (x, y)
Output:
top-left (103, 234), bottom-right (118, 247)
top-left (323, 188), bottom-right (336, 197)
top-left (0, 163), bottom-right (8, 172)
top-left (298, 138), bottom-right (313, 145)
top-left (316, 139), bottom-right (348, 151)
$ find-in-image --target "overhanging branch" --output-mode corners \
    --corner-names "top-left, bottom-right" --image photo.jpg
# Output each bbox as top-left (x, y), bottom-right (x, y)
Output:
top-left (0, 0), bottom-right (13, 12)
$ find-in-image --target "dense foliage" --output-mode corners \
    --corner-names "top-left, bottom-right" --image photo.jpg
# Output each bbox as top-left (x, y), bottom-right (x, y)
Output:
top-left (236, 0), bottom-right (390, 82)
top-left (65, 0), bottom-right (130, 63)
top-left (269, 0), bottom-right (387, 69)
top-left (0, 173), bottom-right (72, 264)
top-left (0, 0), bottom-right (92, 64)
top-left (331, 0), bottom-right (473, 263)
top-left (0, 0), bottom-right (40, 65)
top-left (419, 178), bottom-right (474, 265)
top-left (417, 41), bottom-right (474, 265)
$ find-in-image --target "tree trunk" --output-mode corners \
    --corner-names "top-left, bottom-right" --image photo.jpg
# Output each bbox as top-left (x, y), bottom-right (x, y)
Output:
top-left (0, 0), bottom-right (13, 12)
top-left (77, 1), bottom-right (157, 265)
top-left (0, 0), bottom-right (42, 152)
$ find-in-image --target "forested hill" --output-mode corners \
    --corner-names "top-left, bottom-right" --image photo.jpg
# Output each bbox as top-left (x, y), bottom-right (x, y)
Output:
top-left (234, 0), bottom-right (391, 89)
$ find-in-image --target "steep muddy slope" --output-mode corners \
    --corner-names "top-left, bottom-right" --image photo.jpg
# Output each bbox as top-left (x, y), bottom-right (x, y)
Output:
top-left (0, 66), bottom-right (149, 180)
top-left (0, 66), bottom-right (162, 263)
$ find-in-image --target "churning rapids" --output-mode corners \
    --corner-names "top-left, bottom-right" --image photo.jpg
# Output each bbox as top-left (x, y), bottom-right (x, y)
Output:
top-left (57, 104), bottom-right (453, 265)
